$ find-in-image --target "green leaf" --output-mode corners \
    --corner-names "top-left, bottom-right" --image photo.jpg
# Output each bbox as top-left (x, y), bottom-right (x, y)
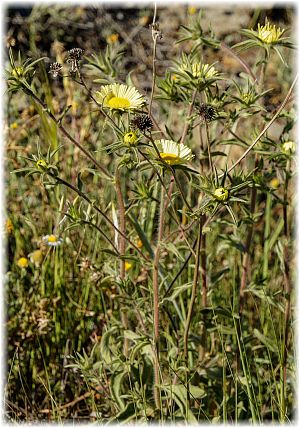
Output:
top-left (162, 282), bottom-right (192, 302)
top-left (127, 213), bottom-right (154, 259)
top-left (100, 327), bottom-right (118, 364)
top-left (110, 371), bottom-right (127, 410)
top-left (110, 402), bottom-right (136, 423)
top-left (163, 384), bottom-right (205, 421)
top-left (253, 329), bottom-right (278, 353)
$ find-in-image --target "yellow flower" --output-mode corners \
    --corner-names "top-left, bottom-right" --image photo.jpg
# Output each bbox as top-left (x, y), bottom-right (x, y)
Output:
top-left (125, 262), bottom-right (132, 271)
top-left (270, 178), bottom-right (280, 189)
top-left (137, 239), bottom-right (143, 249)
top-left (124, 131), bottom-right (139, 146)
top-left (29, 249), bottom-right (43, 266)
top-left (257, 20), bottom-right (285, 44)
top-left (17, 257), bottom-right (29, 269)
top-left (106, 33), bottom-right (119, 44)
top-left (95, 84), bottom-right (146, 112)
top-left (188, 6), bottom-right (197, 15)
top-left (150, 139), bottom-right (194, 166)
top-left (5, 218), bottom-right (14, 234)
top-left (282, 141), bottom-right (296, 154)
top-left (10, 122), bottom-right (18, 129)
top-left (214, 187), bottom-right (229, 201)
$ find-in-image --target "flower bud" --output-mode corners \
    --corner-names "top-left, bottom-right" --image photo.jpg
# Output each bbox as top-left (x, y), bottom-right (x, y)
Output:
top-left (214, 187), bottom-right (229, 201)
top-left (124, 131), bottom-right (138, 146)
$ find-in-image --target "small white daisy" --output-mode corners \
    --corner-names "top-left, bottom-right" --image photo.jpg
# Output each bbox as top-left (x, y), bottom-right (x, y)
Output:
top-left (42, 234), bottom-right (63, 247)
top-left (149, 139), bottom-right (194, 166)
top-left (95, 83), bottom-right (146, 111)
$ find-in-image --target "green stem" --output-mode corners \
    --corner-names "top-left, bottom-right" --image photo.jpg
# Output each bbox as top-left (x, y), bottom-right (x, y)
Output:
top-left (180, 89), bottom-right (197, 145)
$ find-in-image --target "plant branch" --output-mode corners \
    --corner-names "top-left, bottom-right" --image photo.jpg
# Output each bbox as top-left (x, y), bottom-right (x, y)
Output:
top-left (48, 173), bottom-right (148, 261)
top-left (26, 87), bottom-right (112, 179)
top-left (222, 75), bottom-right (297, 176)
top-left (152, 179), bottom-right (165, 410)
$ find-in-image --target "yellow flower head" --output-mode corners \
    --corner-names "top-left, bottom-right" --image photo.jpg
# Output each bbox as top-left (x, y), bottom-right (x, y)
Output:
top-left (257, 20), bottom-right (285, 44)
top-left (5, 218), bottom-right (14, 234)
top-left (17, 257), bottom-right (29, 269)
top-left (188, 6), bottom-right (197, 15)
top-left (137, 239), bottom-right (143, 249)
top-left (125, 262), bottom-right (132, 271)
top-left (214, 187), bottom-right (229, 201)
top-left (269, 178), bottom-right (280, 189)
top-left (95, 84), bottom-right (146, 112)
top-left (106, 33), bottom-right (119, 44)
top-left (150, 139), bottom-right (194, 166)
top-left (10, 122), bottom-right (18, 130)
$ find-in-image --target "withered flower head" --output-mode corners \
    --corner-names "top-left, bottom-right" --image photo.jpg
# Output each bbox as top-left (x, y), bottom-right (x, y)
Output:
top-left (197, 103), bottom-right (217, 122)
top-left (130, 114), bottom-right (153, 132)
top-left (67, 48), bottom-right (84, 73)
top-left (49, 62), bottom-right (63, 78)
top-left (67, 48), bottom-right (84, 61)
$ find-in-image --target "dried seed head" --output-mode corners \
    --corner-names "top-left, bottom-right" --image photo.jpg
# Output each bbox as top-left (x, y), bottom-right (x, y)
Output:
top-left (130, 114), bottom-right (153, 132)
top-left (67, 48), bottom-right (84, 73)
top-left (197, 103), bottom-right (217, 122)
top-left (67, 48), bottom-right (84, 61)
top-left (150, 22), bottom-right (163, 39)
top-left (49, 62), bottom-right (63, 78)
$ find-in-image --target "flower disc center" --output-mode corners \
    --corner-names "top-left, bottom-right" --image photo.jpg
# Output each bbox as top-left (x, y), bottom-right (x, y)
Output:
top-left (107, 96), bottom-right (130, 109)
top-left (159, 152), bottom-right (180, 165)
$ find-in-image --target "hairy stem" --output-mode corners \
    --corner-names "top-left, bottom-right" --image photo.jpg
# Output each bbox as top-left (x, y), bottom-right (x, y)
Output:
top-left (199, 217), bottom-right (208, 360)
top-left (115, 167), bottom-right (129, 357)
top-left (180, 89), bottom-right (197, 145)
top-left (149, 3), bottom-right (159, 116)
top-left (152, 180), bottom-right (165, 410)
top-left (239, 180), bottom-right (257, 315)
top-left (281, 162), bottom-right (292, 421)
